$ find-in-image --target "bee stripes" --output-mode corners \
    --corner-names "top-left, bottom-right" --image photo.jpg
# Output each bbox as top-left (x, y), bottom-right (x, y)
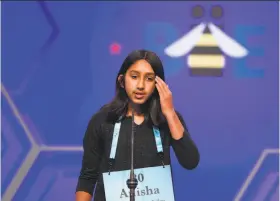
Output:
top-left (190, 47), bottom-right (222, 54)
top-left (187, 25), bottom-right (225, 77)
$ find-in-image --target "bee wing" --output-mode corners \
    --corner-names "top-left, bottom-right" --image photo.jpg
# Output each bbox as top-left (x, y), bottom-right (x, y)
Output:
top-left (208, 23), bottom-right (248, 58)
top-left (164, 23), bottom-right (206, 57)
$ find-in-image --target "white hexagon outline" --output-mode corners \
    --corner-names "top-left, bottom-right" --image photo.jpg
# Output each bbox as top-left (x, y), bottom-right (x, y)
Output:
top-left (233, 148), bottom-right (280, 201)
top-left (1, 83), bottom-right (83, 201)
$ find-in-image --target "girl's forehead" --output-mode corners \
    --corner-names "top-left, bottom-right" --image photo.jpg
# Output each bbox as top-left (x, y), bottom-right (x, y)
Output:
top-left (128, 60), bottom-right (154, 73)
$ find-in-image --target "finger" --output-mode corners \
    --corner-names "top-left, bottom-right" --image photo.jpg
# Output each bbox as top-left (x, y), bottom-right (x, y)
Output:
top-left (155, 82), bottom-right (164, 98)
top-left (156, 76), bottom-right (168, 90)
top-left (156, 76), bottom-right (170, 95)
top-left (155, 77), bottom-right (166, 97)
top-left (156, 81), bottom-right (167, 99)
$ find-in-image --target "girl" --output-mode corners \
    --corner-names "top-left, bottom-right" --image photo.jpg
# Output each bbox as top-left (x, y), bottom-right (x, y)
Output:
top-left (75, 50), bottom-right (200, 201)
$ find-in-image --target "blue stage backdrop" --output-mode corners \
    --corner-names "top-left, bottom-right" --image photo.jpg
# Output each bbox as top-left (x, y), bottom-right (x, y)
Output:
top-left (1, 1), bottom-right (279, 201)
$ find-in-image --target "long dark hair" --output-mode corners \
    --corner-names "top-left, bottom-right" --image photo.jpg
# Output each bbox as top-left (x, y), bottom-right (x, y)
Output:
top-left (101, 49), bottom-right (166, 126)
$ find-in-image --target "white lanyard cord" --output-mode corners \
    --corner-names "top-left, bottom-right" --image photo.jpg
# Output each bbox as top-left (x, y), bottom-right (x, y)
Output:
top-left (107, 121), bottom-right (165, 174)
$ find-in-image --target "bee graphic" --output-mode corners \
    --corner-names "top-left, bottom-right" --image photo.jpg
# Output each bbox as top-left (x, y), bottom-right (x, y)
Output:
top-left (164, 5), bottom-right (249, 77)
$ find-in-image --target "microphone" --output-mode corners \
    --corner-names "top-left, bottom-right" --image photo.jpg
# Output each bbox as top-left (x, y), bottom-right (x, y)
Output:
top-left (126, 108), bottom-right (138, 201)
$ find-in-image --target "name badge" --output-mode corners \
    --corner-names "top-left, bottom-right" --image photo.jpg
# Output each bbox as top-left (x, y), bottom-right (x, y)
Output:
top-left (103, 165), bottom-right (175, 201)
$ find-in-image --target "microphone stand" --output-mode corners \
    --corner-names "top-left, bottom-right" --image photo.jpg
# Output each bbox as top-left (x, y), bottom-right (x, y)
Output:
top-left (126, 109), bottom-right (138, 201)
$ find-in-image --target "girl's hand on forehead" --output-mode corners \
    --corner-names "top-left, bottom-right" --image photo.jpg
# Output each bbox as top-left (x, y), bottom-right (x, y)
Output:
top-left (155, 76), bottom-right (175, 117)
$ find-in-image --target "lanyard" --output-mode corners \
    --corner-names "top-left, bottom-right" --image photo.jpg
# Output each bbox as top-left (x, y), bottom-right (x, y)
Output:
top-left (108, 121), bottom-right (165, 173)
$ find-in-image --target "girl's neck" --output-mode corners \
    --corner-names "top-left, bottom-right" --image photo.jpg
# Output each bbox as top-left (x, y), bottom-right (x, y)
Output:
top-left (127, 102), bottom-right (145, 117)
top-left (127, 102), bottom-right (147, 125)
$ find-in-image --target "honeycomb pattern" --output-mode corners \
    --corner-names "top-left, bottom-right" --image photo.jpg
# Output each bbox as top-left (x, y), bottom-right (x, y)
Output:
top-left (234, 149), bottom-right (279, 201)
top-left (1, 84), bottom-right (83, 201)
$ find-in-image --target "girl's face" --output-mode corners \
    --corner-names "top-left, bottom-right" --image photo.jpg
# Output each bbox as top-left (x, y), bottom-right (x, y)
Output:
top-left (120, 59), bottom-right (156, 105)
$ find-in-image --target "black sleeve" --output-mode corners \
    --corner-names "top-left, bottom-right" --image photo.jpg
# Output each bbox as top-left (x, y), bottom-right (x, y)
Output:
top-left (76, 113), bottom-right (104, 195)
top-left (170, 111), bottom-right (200, 170)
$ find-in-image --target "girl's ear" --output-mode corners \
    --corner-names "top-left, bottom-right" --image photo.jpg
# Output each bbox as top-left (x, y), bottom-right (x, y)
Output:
top-left (118, 74), bottom-right (124, 88)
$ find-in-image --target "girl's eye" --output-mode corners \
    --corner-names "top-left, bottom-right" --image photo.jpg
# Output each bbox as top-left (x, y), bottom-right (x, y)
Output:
top-left (131, 75), bottom-right (137, 79)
